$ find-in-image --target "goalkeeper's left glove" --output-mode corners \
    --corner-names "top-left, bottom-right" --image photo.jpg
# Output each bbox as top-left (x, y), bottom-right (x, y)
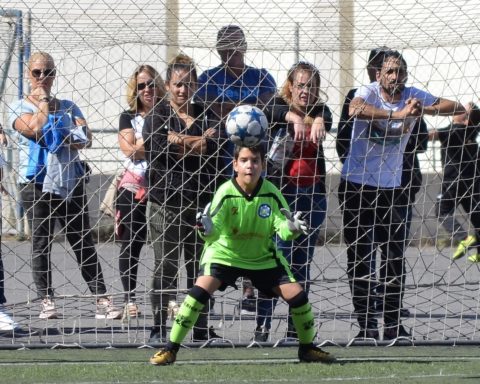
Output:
top-left (280, 208), bottom-right (309, 235)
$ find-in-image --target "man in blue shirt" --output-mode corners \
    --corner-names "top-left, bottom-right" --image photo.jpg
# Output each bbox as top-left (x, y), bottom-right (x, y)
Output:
top-left (196, 25), bottom-right (277, 119)
top-left (196, 25), bottom-right (277, 313)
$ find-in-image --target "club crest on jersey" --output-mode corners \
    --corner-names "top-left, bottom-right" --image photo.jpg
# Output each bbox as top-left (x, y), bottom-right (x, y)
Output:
top-left (258, 204), bottom-right (271, 218)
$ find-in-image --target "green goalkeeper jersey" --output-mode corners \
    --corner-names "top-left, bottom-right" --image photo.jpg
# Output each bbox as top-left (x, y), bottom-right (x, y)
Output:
top-left (200, 177), bottom-right (299, 270)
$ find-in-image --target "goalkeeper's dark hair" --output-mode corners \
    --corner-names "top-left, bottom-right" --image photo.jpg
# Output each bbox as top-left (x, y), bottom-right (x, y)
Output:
top-left (233, 143), bottom-right (266, 162)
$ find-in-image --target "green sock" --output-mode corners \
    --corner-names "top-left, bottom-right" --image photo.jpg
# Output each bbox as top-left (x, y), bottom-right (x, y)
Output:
top-left (290, 302), bottom-right (315, 344)
top-left (169, 295), bottom-right (205, 344)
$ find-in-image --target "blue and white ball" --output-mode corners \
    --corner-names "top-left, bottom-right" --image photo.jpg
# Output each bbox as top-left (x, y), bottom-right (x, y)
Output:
top-left (225, 105), bottom-right (268, 147)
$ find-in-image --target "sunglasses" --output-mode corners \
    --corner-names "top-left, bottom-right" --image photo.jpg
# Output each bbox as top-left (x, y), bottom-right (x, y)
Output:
top-left (137, 81), bottom-right (156, 91)
top-left (31, 68), bottom-right (56, 78)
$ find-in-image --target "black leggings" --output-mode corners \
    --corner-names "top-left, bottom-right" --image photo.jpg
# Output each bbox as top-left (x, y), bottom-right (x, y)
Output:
top-left (436, 175), bottom-right (480, 249)
top-left (116, 188), bottom-right (147, 302)
top-left (338, 180), bottom-right (407, 329)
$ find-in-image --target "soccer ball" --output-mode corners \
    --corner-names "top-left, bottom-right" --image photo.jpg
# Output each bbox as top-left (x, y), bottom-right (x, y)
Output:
top-left (225, 105), bottom-right (268, 147)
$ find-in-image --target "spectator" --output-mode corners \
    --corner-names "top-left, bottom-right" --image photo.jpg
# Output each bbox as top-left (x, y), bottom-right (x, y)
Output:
top-left (337, 48), bottom-right (429, 318)
top-left (8, 52), bottom-right (122, 320)
top-left (143, 54), bottom-right (221, 342)
top-left (0, 126), bottom-right (31, 338)
top-left (196, 25), bottom-right (277, 313)
top-left (338, 49), bottom-right (464, 340)
top-left (429, 102), bottom-right (480, 262)
top-left (255, 61), bottom-right (332, 341)
top-left (116, 65), bottom-right (166, 318)
top-left (149, 144), bottom-right (335, 365)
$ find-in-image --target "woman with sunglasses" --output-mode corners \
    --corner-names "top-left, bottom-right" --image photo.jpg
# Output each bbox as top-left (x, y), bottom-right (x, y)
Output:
top-left (254, 61), bottom-right (333, 342)
top-left (143, 53), bottom-right (223, 343)
top-left (8, 51), bottom-right (122, 320)
top-left (116, 65), bottom-right (166, 319)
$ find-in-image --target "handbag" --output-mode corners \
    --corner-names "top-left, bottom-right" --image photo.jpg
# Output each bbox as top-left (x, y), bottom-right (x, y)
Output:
top-left (266, 127), bottom-right (294, 181)
top-left (117, 169), bottom-right (147, 202)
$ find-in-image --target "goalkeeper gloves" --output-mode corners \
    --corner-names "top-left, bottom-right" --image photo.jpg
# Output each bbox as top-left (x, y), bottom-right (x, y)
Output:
top-left (195, 202), bottom-right (213, 236)
top-left (280, 208), bottom-right (309, 235)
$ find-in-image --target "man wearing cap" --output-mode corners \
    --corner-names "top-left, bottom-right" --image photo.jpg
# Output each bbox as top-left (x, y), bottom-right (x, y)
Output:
top-left (196, 25), bottom-right (277, 314)
top-left (196, 25), bottom-right (277, 119)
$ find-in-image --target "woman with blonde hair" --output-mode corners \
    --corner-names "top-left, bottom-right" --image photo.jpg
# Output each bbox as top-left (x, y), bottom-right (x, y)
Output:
top-left (8, 51), bottom-right (122, 320)
top-left (255, 61), bottom-right (333, 341)
top-left (116, 65), bottom-right (166, 318)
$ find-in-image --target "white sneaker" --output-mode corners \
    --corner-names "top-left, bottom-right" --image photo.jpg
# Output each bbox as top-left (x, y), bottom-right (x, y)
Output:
top-left (0, 307), bottom-right (17, 331)
top-left (96, 297), bottom-right (122, 320)
top-left (39, 298), bottom-right (58, 319)
top-left (167, 300), bottom-right (180, 320)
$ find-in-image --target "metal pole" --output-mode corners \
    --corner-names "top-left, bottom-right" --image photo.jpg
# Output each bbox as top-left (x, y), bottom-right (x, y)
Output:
top-left (338, 0), bottom-right (354, 107)
top-left (16, 10), bottom-right (27, 238)
top-left (165, 0), bottom-right (179, 63)
top-left (0, 10), bottom-right (20, 101)
top-left (294, 22), bottom-right (299, 63)
top-left (16, 11), bottom-right (24, 99)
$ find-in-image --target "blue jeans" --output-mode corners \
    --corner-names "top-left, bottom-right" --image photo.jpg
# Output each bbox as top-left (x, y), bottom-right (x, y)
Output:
top-left (256, 182), bottom-right (326, 330)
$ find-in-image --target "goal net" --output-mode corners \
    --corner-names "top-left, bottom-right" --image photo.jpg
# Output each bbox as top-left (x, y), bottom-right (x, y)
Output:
top-left (1, 0), bottom-right (480, 347)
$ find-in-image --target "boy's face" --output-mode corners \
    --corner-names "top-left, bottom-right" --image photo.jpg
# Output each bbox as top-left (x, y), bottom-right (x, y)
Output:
top-left (233, 147), bottom-right (264, 189)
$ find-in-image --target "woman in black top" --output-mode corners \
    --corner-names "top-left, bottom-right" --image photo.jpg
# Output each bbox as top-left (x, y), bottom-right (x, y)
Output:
top-left (117, 65), bottom-right (166, 318)
top-left (255, 61), bottom-right (332, 341)
top-left (143, 54), bottom-right (224, 342)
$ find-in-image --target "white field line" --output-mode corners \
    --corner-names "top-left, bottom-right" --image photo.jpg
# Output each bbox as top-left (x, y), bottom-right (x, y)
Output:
top-left (1, 355), bottom-right (480, 366)
top-left (12, 373), bottom-right (478, 384)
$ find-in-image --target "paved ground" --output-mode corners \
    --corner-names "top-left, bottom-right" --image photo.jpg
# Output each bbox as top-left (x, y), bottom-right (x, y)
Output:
top-left (1, 239), bottom-right (480, 347)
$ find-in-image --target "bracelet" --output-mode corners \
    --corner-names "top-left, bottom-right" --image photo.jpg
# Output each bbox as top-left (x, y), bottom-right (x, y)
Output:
top-left (39, 97), bottom-right (50, 103)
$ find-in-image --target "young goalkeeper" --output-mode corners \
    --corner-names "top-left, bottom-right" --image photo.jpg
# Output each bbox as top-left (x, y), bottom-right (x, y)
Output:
top-left (149, 144), bottom-right (335, 365)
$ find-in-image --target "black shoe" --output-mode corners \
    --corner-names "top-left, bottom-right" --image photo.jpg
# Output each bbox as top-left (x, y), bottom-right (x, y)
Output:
top-left (354, 329), bottom-right (379, 340)
top-left (0, 327), bottom-right (37, 338)
top-left (239, 296), bottom-right (257, 315)
top-left (192, 326), bottom-right (221, 341)
top-left (148, 326), bottom-right (166, 343)
top-left (253, 326), bottom-right (269, 342)
top-left (400, 308), bottom-right (411, 317)
top-left (298, 344), bottom-right (336, 363)
top-left (383, 324), bottom-right (411, 340)
top-left (13, 327), bottom-right (37, 338)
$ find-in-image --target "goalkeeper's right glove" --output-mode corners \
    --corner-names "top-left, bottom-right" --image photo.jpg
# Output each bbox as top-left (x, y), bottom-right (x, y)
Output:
top-left (280, 208), bottom-right (309, 235)
top-left (195, 202), bottom-right (213, 236)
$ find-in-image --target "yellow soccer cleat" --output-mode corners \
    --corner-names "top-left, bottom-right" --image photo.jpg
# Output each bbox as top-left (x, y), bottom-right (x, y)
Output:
top-left (453, 235), bottom-right (476, 260)
top-left (467, 254), bottom-right (480, 263)
top-left (149, 349), bottom-right (177, 366)
top-left (298, 344), bottom-right (336, 363)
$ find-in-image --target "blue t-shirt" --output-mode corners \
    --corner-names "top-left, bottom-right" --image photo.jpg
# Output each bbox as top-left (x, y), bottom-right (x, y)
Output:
top-left (341, 82), bottom-right (437, 188)
top-left (196, 65), bottom-right (277, 105)
top-left (8, 99), bottom-right (85, 183)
